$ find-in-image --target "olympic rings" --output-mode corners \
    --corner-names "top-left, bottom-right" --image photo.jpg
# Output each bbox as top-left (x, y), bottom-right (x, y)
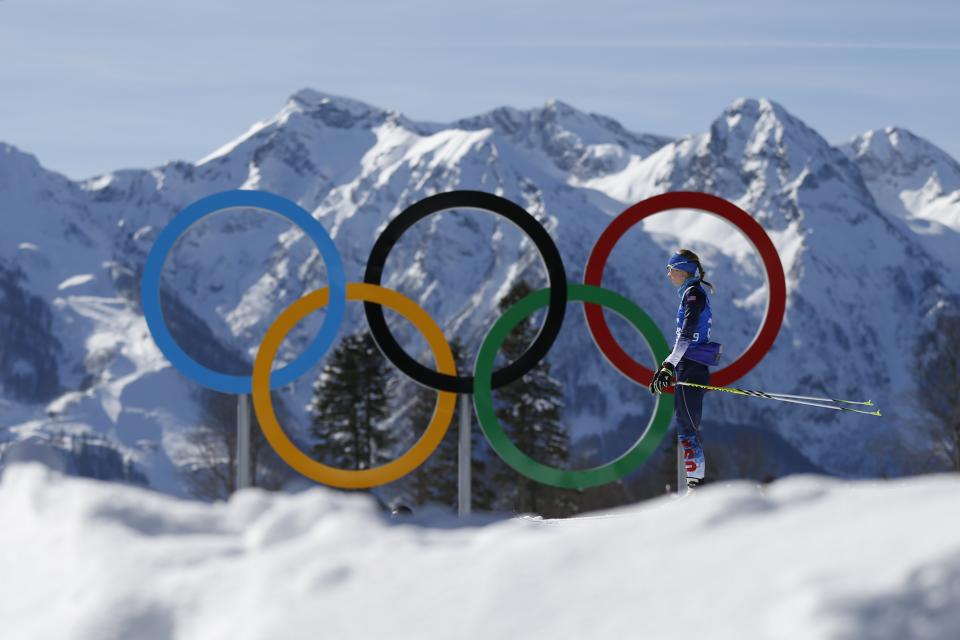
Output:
top-left (473, 284), bottom-right (674, 489)
top-left (583, 191), bottom-right (787, 390)
top-left (252, 283), bottom-right (457, 489)
top-left (141, 190), bottom-right (347, 394)
top-left (142, 188), bottom-right (787, 491)
top-left (363, 190), bottom-right (567, 394)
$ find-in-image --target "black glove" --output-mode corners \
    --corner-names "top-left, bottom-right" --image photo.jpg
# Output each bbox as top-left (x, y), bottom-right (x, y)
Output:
top-left (648, 362), bottom-right (675, 395)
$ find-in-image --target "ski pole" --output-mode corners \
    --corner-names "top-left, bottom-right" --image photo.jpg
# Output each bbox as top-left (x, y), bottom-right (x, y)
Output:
top-left (674, 380), bottom-right (871, 405)
top-left (728, 390), bottom-right (873, 406)
top-left (675, 382), bottom-right (882, 417)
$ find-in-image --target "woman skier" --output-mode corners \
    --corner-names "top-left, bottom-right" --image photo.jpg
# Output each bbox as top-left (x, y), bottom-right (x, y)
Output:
top-left (649, 250), bottom-right (720, 492)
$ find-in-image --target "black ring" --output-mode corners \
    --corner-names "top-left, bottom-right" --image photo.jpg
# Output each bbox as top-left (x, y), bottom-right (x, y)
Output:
top-left (363, 190), bottom-right (567, 393)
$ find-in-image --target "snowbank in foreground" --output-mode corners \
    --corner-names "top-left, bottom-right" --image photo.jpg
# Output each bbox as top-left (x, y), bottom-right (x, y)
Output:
top-left (0, 463), bottom-right (958, 640)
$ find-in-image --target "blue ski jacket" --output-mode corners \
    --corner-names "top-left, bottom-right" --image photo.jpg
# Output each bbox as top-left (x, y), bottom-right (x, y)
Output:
top-left (665, 276), bottom-right (715, 367)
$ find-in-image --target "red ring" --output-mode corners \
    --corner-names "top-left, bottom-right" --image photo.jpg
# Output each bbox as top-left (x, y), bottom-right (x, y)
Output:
top-left (583, 191), bottom-right (786, 391)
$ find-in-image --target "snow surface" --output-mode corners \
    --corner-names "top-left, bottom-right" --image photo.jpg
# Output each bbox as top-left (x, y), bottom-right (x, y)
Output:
top-left (1, 462), bottom-right (958, 640)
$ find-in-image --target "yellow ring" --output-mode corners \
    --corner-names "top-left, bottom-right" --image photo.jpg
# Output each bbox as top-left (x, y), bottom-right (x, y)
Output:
top-left (252, 282), bottom-right (457, 489)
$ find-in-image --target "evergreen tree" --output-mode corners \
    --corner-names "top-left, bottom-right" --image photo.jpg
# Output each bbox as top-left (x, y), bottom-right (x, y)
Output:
top-left (492, 280), bottom-right (578, 517)
top-left (402, 340), bottom-right (499, 511)
top-left (913, 311), bottom-right (960, 470)
top-left (309, 330), bottom-right (395, 471)
top-left (404, 374), bottom-right (459, 509)
top-left (468, 413), bottom-right (500, 512)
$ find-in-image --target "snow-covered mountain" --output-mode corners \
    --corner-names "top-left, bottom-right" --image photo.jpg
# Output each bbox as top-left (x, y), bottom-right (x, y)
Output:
top-left (0, 90), bottom-right (956, 496)
top-left (841, 126), bottom-right (960, 274)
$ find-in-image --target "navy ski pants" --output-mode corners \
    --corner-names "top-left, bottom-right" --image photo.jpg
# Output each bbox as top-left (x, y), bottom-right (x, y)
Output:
top-left (675, 358), bottom-right (709, 481)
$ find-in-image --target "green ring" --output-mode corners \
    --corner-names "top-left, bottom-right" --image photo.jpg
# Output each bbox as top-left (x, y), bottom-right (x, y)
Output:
top-left (473, 283), bottom-right (674, 489)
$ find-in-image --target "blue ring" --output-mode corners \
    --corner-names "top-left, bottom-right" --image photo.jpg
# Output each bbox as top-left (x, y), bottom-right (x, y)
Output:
top-left (140, 190), bottom-right (346, 394)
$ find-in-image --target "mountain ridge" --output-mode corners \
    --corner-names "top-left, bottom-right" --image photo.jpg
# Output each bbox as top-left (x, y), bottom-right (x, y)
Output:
top-left (0, 90), bottom-right (956, 495)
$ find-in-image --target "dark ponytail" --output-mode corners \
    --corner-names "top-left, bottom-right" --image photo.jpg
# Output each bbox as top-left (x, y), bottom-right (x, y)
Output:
top-left (676, 248), bottom-right (715, 293)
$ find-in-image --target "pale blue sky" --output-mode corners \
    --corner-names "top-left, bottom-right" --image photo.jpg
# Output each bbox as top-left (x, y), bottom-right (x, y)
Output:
top-left (1, 0), bottom-right (957, 179)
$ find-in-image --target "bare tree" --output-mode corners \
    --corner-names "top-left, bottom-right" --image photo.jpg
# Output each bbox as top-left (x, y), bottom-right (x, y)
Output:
top-left (913, 311), bottom-right (960, 471)
top-left (182, 387), bottom-right (295, 500)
